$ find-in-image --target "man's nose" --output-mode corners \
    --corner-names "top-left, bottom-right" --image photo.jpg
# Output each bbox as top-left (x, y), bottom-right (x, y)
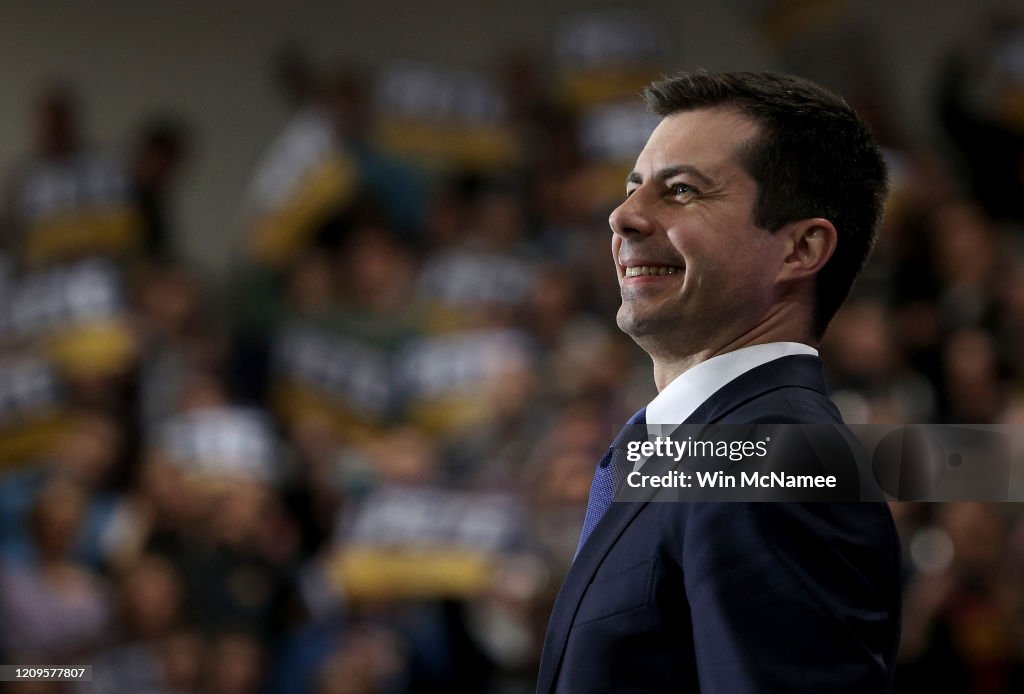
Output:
top-left (609, 193), bottom-right (655, 238)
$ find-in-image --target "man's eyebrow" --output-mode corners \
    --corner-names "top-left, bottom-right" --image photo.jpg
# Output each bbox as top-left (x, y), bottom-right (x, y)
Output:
top-left (626, 165), bottom-right (717, 189)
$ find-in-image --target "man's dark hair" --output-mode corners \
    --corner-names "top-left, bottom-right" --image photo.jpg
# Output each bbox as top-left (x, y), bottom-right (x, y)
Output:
top-left (644, 71), bottom-right (889, 337)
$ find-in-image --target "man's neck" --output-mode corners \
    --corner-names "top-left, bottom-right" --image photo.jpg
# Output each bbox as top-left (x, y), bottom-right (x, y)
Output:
top-left (650, 327), bottom-right (816, 391)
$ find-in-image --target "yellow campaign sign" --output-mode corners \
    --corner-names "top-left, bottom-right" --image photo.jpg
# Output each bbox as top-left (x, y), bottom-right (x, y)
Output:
top-left (249, 155), bottom-right (359, 267)
top-left (376, 120), bottom-right (521, 172)
top-left (405, 392), bottom-right (500, 438)
top-left (553, 9), bottom-right (666, 111)
top-left (557, 66), bottom-right (661, 111)
top-left (24, 206), bottom-right (142, 267)
top-left (373, 62), bottom-right (519, 172)
top-left (329, 546), bottom-right (494, 601)
top-left (47, 318), bottom-right (137, 378)
top-left (0, 412), bottom-right (67, 468)
top-left (271, 381), bottom-right (382, 443)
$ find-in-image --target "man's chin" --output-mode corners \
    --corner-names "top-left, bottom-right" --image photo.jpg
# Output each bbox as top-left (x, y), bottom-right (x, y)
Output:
top-left (616, 306), bottom-right (660, 340)
top-left (617, 303), bottom-right (699, 350)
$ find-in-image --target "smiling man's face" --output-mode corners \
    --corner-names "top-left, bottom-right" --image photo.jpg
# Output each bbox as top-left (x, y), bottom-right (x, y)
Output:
top-left (610, 107), bottom-right (790, 360)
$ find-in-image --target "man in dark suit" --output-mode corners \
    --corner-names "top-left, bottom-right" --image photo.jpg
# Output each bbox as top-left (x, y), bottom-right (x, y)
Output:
top-left (537, 72), bottom-right (901, 693)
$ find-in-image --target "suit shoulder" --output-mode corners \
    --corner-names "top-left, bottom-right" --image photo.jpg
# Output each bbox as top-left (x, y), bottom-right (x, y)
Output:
top-left (723, 384), bottom-right (843, 424)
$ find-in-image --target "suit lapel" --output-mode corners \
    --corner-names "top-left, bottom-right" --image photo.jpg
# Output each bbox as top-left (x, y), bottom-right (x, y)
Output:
top-left (536, 356), bottom-right (830, 693)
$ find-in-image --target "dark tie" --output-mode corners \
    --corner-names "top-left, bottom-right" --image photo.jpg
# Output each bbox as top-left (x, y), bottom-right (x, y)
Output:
top-left (576, 408), bottom-right (647, 556)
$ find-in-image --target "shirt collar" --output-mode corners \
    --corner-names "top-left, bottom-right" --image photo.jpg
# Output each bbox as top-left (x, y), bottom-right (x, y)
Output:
top-left (645, 342), bottom-right (819, 426)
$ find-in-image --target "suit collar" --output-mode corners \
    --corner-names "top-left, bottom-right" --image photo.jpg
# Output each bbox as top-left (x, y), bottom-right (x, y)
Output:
top-left (647, 342), bottom-right (818, 425)
top-left (536, 355), bottom-right (830, 693)
top-left (684, 354), bottom-right (828, 424)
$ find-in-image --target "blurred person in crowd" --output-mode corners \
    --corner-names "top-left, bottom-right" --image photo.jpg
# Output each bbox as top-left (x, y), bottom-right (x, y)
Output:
top-left (825, 299), bottom-right (900, 390)
top-left (897, 503), bottom-right (1024, 692)
top-left (0, 476), bottom-right (112, 658)
top-left (293, 424), bottom-right (510, 692)
top-left (442, 358), bottom-right (544, 489)
top-left (205, 631), bottom-right (266, 694)
top-left (34, 84), bottom-right (79, 159)
top-left (226, 249), bottom-right (329, 405)
top-left (133, 451), bottom-right (205, 550)
top-left (521, 266), bottom-right (653, 432)
top-left (524, 402), bottom-right (614, 665)
top-left (175, 369), bottom-right (232, 412)
top-left (998, 393), bottom-right (1024, 424)
top-left (288, 250), bottom-right (337, 321)
top-left (128, 395), bottom-right (297, 647)
top-left (4, 84), bottom-right (143, 266)
top-left (236, 71), bottom-right (359, 271)
top-left (334, 224), bottom-right (419, 343)
top-left (394, 323), bottom-right (536, 439)
top-left (231, 206), bottom-right (416, 415)
top-left (415, 179), bottom-right (536, 331)
top-left (0, 409), bottom-right (134, 570)
top-left (248, 222), bottom-right (418, 441)
top-left (49, 410), bottom-right (136, 568)
top-left (84, 553), bottom-right (203, 693)
top-left (995, 259), bottom-right (1024, 379)
top-left (523, 268), bottom-right (580, 349)
top-left (497, 52), bottom-right (547, 137)
top-left (887, 502), bottom-right (928, 572)
top-left (421, 177), bottom-right (473, 251)
top-left (823, 298), bottom-right (936, 423)
top-left (134, 262), bottom-right (226, 427)
top-left (129, 118), bottom-right (191, 261)
top-left (545, 319), bottom-right (649, 407)
top-left (319, 69), bottom-right (427, 242)
top-left (149, 473), bottom-right (293, 641)
top-left (116, 554), bottom-right (188, 638)
top-left (929, 200), bottom-right (1000, 331)
top-left (284, 410), bottom-right (347, 556)
top-left (937, 11), bottom-right (1024, 222)
top-left (289, 427), bottom-right (428, 629)
top-left (160, 629), bottom-right (205, 694)
top-left (398, 180), bottom-right (547, 441)
top-left (527, 110), bottom-right (607, 276)
top-left (313, 624), bottom-right (407, 694)
top-left (274, 43), bottom-right (318, 112)
top-left (940, 329), bottom-right (1005, 423)
top-left (538, 72), bottom-right (900, 693)
top-left (876, 154), bottom-right (954, 393)
top-left (362, 425), bottom-right (440, 487)
top-left (238, 60), bottom-right (422, 275)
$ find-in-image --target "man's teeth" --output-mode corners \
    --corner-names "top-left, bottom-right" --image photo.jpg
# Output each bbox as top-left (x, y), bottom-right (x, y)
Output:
top-left (625, 266), bottom-right (683, 277)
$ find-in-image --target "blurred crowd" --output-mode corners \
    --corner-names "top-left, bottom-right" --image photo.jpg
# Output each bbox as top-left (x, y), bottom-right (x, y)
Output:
top-left (3, 7), bottom-right (1024, 694)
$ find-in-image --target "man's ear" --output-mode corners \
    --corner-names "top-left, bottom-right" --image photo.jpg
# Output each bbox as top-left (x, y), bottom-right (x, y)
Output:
top-left (778, 218), bottom-right (837, 282)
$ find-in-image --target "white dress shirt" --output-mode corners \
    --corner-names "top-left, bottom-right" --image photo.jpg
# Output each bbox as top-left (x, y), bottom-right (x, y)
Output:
top-left (646, 342), bottom-right (819, 426)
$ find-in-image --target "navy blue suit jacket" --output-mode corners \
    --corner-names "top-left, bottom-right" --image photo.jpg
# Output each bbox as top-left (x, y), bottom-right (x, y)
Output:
top-left (537, 356), bottom-right (901, 693)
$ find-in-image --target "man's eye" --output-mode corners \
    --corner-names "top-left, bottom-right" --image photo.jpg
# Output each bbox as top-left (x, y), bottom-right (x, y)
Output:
top-left (670, 183), bottom-right (696, 196)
